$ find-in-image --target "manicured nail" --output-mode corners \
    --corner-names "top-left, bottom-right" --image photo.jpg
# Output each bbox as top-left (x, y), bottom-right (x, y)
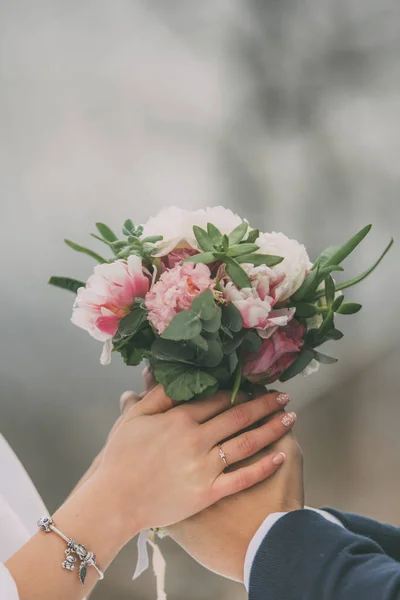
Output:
top-left (272, 452), bottom-right (286, 465)
top-left (276, 393), bottom-right (290, 406)
top-left (282, 412), bottom-right (297, 427)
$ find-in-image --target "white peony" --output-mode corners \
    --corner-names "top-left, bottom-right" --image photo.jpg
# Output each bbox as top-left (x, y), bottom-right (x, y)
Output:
top-left (256, 231), bottom-right (312, 301)
top-left (302, 359), bottom-right (320, 377)
top-left (141, 206), bottom-right (246, 257)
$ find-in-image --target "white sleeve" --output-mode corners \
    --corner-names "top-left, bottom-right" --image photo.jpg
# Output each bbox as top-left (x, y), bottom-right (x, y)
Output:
top-left (0, 563), bottom-right (19, 600)
top-left (243, 507), bottom-right (344, 590)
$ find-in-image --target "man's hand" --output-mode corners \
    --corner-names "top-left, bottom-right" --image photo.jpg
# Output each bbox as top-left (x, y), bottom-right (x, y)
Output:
top-left (167, 432), bottom-right (304, 582)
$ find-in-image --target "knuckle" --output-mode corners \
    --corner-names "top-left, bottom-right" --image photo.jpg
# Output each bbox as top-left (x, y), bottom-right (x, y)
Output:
top-left (232, 405), bottom-right (250, 428)
top-left (238, 432), bottom-right (254, 457)
top-left (262, 394), bottom-right (274, 414)
top-left (234, 470), bottom-right (248, 493)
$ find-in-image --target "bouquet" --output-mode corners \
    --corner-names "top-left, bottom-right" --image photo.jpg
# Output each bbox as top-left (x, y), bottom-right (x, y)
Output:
top-left (50, 206), bottom-right (392, 402)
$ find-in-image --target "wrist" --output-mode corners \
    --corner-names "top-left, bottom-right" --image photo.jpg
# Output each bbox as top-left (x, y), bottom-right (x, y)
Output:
top-left (54, 473), bottom-right (137, 570)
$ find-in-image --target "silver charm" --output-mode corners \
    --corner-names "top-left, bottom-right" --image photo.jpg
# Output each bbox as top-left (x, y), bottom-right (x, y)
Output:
top-left (37, 516), bottom-right (53, 532)
top-left (62, 552), bottom-right (77, 571)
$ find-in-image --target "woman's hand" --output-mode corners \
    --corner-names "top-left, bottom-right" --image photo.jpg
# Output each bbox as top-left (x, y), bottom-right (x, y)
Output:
top-left (94, 385), bottom-right (296, 535)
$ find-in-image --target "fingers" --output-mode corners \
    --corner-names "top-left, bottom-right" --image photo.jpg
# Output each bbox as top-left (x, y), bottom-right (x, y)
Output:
top-left (143, 366), bottom-right (157, 392)
top-left (134, 384), bottom-right (177, 416)
top-left (176, 390), bottom-right (247, 424)
top-left (201, 391), bottom-right (291, 447)
top-left (211, 411), bottom-right (297, 471)
top-left (119, 390), bottom-right (142, 415)
top-left (212, 451), bottom-right (287, 500)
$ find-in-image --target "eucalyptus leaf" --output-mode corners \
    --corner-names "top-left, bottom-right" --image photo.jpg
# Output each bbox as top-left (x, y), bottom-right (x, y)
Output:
top-left (222, 332), bottom-right (245, 354)
top-left (191, 290), bottom-right (218, 320)
top-left (195, 339), bottom-right (224, 368)
top-left (64, 239), bottom-right (108, 264)
top-left (118, 306), bottom-right (147, 337)
top-left (224, 257), bottom-right (251, 289)
top-left (184, 252), bottom-right (216, 264)
top-left (337, 302), bottom-right (362, 315)
top-left (201, 309), bottom-right (222, 333)
top-left (228, 222), bottom-right (249, 245)
top-left (48, 276), bottom-right (84, 294)
top-left (153, 363), bottom-right (217, 402)
top-left (161, 310), bottom-right (202, 341)
top-left (207, 223), bottom-right (223, 246)
top-left (279, 349), bottom-right (316, 382)
top-left (151, 338), bottom-right (195, 363)
top-left (241, 331), bottom-right (263, 353)
top-left (220, 324), bottom-right (234, 338)
top-left (222, 303), bottom-right (243, 332)
top-left (95, 222), bottom-right (118, 242)
top-left (193, 226), bottom-right (214, 252)
top-left (190, 335), bottom-right (209, 351)
top-left (237, 253), bottom-right (284, 267)
top-left (227, 243), bottom-right (259, 258)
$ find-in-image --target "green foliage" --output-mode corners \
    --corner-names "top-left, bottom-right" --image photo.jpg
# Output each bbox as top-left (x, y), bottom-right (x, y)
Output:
top-left (48, 276), bottom-right (84, 294)
top-left (228, 222), bottom-right (249, 245)
top-left (161, 310), bottom-right (202, 340)
top-left (95, 223), bottom-right (118, 242)
top-left (64, 239), bottom-right (108, 263)
top-left (153, 363), bottom-right (218, 402)
top-left (222, 303), bottom-right (243, 332)
top-left (118, 305), bottom-right (148, 337)
top-left (279, 349), bottom-right (316, 382)
top-left (337, 302), bottom-right (362, 315)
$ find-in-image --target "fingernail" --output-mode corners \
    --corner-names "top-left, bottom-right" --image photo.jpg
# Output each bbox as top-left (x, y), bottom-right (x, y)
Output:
top-left (282, 412), bottom-right (297, 427)
top-left (276, 393), bottom-right (290, 406)
top-left (272, 452), bottom-right (286, 465)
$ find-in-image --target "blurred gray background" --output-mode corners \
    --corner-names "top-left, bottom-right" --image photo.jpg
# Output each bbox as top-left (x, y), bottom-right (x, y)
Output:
top-left (1, 1), bottom-right (399, 598)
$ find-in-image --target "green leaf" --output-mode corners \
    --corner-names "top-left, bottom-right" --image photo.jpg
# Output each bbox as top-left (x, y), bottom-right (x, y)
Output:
top-left (220, 324), bottom-right (234, 338)
top-left (228, 222), bottom-right (249, 246)
top-left (161, 310), bottom-right (202, 340)
top-left (325, 275), bottom-right (335, 305)
top-left (190, 335), bottom-right (209, 351)
top-left (317, 237), bottom-right (394, 297)
top-left (207, 223), bottom-right (223, 246)
top-left (227, 243), bottom-right (259, 258)
top-left (48, 276), bottom-right (84, 294)
top-left (90, 233), bottom-right (114, 248)
top-left (306, 327), bottom-right (344, 347)
top-left (323, 225), bottom-right (372, 267)
top-left (122, 219), bottom-right (135, 236)
top-left (222, 303), bottom-right (243, 332)
top-left (222, 235), bottom-right (230, 253)
top-left (337, 302), bottom-right (362, 315)
top-left (151, 338), bottom-right (195, 363)
top-left (229, 351), bottom-right (238, 375)
top-left (245, 229), bottom-right (260, 244)
top-left (313, 350), bottom-right (338, 364)
top-left (331, 294), bottom-right (345, 312)
top-left (193, 382), bottom-right (220, 400)
top-left (153, 363), bottom-right (217, 402)
top-left (279, 349), bottom-right (316, 382)
top-left (95, 222), bottom-right (118, 242)
top-left (142, 235), bottom-right (164, 244)
top-left (316, 311), bottom-right (335, 341)
top-left (118, 344), bottom-right (144, 366)
top-left (231, 363), bottom-right (242, 404)
top-left (207, 365), bottom-right (232, 387)
top-left (314, 246), bottom-right (339, 268)
top-left (241, 331), bottom-right (263, 353)
top-left (64, 239), bottom-right (108, 263)
top-left (237, 253), bottom-right (284, 267)
top-left (184, 252), bottom-right (216, 264)
top-left (293, 303), bottom-right (318, 318)
top-left (191, 290), bottom-right (218, 320)
top-left (201, 309), bottom-right (222, 332)
top-left (292, 265), bottom-right (321, 302)
top-left (224, 257), bottom-right (251, 289)
top-left (118, 306), bottom-right (147, 337)
top-left (195, 339), bottom-right (224, 368)
top-left (222, 332), bottom-right (245, 354)
top-left (193, 226), bottom-right (214, 252)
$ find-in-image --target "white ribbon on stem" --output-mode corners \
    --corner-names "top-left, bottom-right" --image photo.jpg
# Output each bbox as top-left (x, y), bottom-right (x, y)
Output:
top-left (133, 530), bottom-right (167, 600)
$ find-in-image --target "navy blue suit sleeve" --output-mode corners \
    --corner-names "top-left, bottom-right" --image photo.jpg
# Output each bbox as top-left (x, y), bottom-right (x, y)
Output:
top-left (249, 509), bottom-right (400, 600)
top-left (323, 508), bottom-right (400, 562)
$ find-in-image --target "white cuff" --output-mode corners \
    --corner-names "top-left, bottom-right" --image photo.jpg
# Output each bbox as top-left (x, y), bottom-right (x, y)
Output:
top-left (243, 507), bottom-right (343, 591)
top-left (0, 563), bottom-right (20, 600)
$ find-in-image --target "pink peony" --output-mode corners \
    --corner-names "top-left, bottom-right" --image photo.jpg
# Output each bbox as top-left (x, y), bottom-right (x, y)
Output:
top-left (221, 264), bottom-right (295, 339)
top-left (145, 262), bottom-right (214, 334)
top-left (243, 319), bottom-right (306, 384)
top-left (71, 255), bottom-right (150, 363)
